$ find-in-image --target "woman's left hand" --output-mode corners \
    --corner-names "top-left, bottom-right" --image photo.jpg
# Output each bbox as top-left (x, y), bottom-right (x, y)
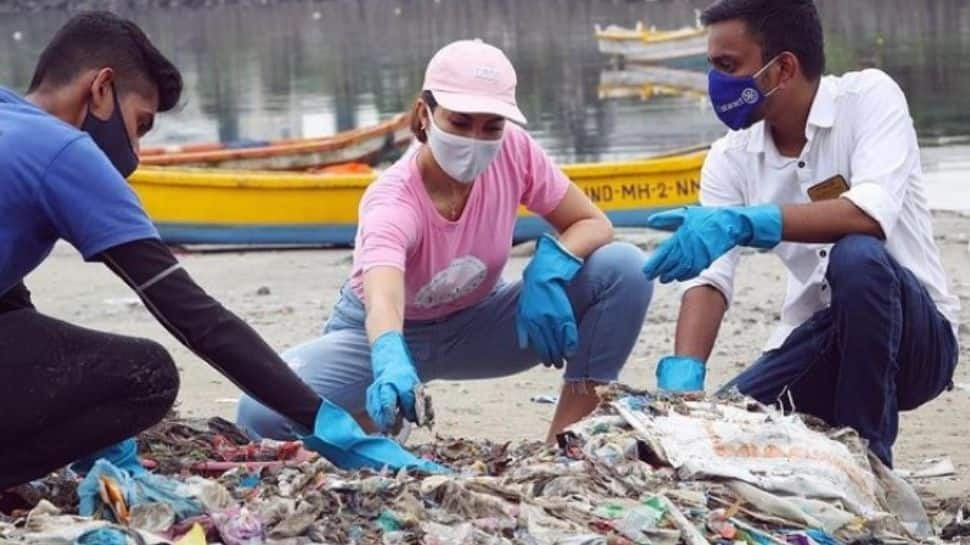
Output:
top-left (516, 233), bottom-right (583, 368)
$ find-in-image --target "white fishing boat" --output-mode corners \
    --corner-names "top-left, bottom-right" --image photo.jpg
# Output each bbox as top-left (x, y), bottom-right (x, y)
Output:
top-left (595, 22), bottom-right (708, 63)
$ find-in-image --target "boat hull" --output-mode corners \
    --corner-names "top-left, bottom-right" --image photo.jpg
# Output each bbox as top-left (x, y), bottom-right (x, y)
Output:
top-left (140, 114), bottom-right (411, 171)
top-left (130, 151), bottom-right (706, 245)
top-left (595, 25), bottom-right (708, 62)
top-left (599, 65), bottom-right (708, 99)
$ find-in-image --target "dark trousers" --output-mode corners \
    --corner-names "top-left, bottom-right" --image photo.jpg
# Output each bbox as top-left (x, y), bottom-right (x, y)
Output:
top-left (0, 285), bottom-right (179, 487)
top-left (725, 235), bottom-right (958, 466)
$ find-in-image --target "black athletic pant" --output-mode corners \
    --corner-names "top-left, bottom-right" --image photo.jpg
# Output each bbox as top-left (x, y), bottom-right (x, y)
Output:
top-left (0, 291), bottom-right (178, 488)
top-left (0, 239), bottom-right (324, 488)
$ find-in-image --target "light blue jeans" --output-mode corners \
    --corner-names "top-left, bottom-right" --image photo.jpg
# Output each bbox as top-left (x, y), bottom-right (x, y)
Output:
top-left (237, 242), bottom-right (653, 440)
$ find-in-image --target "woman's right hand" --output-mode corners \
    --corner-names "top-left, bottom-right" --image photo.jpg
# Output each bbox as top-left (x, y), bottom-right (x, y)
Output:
top-left (366, 331), bottom-right (421, 431)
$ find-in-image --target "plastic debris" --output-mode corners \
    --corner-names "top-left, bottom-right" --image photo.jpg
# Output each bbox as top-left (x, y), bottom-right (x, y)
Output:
top-left (73, 527), bottom-right (128, 545)
top-left (939, 501), bottom-right (970, 541)
top-left (385, 384), bottom-right (435, 446)
top-left (530, 394), bottom-right (561, 404)
top-left (78, 460), bottom-right (203, 522)
top-left (895, 457), bottom-right (956, 479)
top-left (847, 537), bottom-right (885, 545)
top-left (592, 497), bottom-right (667, 542)
top-left (723, 480), bottom-right (854, 533)
top-left (212, 507), bottom-right (264, 545)
top-left (612, 397), bottom-right (885, 518)
top-left (128, 502), bottom-right (175, 533)
top-left (0, 500), bottom-right (158, 545)
top-left (707, 508), bottom-right (738, 539)
top-left (137, 416), bottom-right (312, 475)
top-left (0, 386), bottom-right (956, 545)
top-left (174, 524), bottom-right (208, 545)
top-left (659, 493), bottom-right (710, 545)
top-left (803, 529), bottom-right (842, 545)
top-left (413, 383), bottom-right (435, 429)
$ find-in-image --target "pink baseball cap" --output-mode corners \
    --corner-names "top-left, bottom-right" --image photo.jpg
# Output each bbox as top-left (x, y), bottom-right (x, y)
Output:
top-left (422, 39), bottom-right (527, 125)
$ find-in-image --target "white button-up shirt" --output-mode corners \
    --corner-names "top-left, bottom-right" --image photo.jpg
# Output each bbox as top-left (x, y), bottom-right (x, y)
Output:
top-left (685, 69), bottom-right (960, 352)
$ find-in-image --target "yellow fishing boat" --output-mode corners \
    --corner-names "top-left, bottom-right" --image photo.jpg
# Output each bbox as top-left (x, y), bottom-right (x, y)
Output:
top-left (595, 23), bottom-right (708, 63)
top-left (129, 150), bottom-right (706, 245)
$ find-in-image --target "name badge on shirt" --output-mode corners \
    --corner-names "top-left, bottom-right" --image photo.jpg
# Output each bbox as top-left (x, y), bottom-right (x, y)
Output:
top-left (807, 175), bottom-right (850, 202)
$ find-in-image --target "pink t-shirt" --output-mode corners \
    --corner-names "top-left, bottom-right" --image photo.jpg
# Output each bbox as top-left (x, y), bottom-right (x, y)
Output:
top-left (349, 124), bottom-right (570, 320)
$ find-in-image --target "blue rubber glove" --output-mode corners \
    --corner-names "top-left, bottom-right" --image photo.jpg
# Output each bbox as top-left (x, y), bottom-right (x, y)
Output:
top-left (366, 331), bottom-right (420, 431)
top-left (78, 458), bottom-right (203, 519)
top-left (301, 399), bottom-right (448, 473)
top-left (516, 233), bottom-right (583, 368)
top-left (656, 355), bottom-right (707, 392)
top-left (643, 205), bottom-right (782, 283)
top-left (71, 438), bottom-right (145, 476)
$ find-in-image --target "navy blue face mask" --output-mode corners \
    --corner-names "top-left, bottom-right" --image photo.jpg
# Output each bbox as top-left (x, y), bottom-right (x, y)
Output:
top-left (708, 56), bottom-right (781, 131)
top-left (81, 84), bottom-right (139, 178)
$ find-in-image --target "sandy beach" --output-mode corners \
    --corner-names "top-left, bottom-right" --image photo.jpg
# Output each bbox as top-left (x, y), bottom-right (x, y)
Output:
top-left (23, 211), bottom-right (970, 502)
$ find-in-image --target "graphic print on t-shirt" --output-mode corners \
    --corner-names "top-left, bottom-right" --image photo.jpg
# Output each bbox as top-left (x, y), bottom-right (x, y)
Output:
top-left (414, 255), bottom-right (487, 309)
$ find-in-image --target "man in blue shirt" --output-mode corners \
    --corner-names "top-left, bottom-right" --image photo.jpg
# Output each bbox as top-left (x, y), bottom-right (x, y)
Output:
top-left (0, 12), bottom-right (440, 490)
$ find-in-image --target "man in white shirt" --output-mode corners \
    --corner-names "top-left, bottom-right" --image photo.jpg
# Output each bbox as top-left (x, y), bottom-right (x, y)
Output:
top-left (642, 0), bottom-right (959, 466)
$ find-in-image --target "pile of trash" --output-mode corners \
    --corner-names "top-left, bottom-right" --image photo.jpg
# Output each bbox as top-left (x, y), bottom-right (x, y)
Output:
top-left (0, 387), bottom-right (963, 545)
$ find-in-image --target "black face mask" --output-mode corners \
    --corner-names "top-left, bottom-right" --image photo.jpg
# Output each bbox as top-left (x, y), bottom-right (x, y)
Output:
top-left (80, 84), bottom-right (139, 178)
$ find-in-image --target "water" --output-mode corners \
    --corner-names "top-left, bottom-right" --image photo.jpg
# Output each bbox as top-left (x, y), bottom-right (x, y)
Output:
top-left (2, 0), bottom-right (969, 166)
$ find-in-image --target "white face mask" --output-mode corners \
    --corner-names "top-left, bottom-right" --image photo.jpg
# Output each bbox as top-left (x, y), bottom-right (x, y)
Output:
top-left (425, 107), bottom-right (504, 184)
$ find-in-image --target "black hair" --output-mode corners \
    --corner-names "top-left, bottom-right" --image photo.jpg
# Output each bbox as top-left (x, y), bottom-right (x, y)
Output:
top-left (27, 11), bottom-right (182, 112)
top-left (701, 0), bottom-right (825, 81)
top-left (410, 90), bottom-right (439, 143)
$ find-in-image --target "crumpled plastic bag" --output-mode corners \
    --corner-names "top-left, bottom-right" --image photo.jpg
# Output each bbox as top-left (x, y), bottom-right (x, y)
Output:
top-left (128, 502), bottom-right (176, 534)
top-left (78, 459), bottom-right (203, 522)
top-left (869, 453), bottom-right (933, 539)
top-left (614, 399), bottom-right (884, 517)
top-left (181, 476), bottom-right (234, 512)
top-left (212, 507), bottom-right (264, 545)
top-left (726, 480), bottom-right (856, 533)
top-left (73, 527), bottom-right (129, 545)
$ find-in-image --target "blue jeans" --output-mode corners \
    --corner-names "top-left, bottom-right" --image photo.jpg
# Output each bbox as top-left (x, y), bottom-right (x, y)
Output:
top-left (725, 235), bottom-right (958, 466)
top-left (238, 242), bottom-right (653, 440)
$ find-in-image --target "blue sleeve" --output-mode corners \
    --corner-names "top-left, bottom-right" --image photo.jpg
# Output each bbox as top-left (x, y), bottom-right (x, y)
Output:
top-left (37, 136), bottom-right (159, 260)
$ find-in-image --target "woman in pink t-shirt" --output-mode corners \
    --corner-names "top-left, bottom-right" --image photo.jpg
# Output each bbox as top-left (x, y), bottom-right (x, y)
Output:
top-left (238, 40), bottom-right (653, 443)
